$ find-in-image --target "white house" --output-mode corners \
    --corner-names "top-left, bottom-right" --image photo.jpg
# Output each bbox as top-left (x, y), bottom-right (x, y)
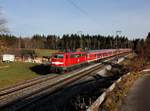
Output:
top-left (2, 54), bottom-right (15, 62)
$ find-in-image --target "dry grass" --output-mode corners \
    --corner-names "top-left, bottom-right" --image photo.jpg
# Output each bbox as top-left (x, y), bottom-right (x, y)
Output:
top-left (99, 72), bottom-right (144, 111)
top-left (120, 53), bottom-right (135, 65)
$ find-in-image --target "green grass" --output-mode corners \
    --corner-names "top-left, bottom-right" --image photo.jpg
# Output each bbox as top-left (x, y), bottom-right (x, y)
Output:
top-left (34, 49), bottom-right (58, 57)
top-left (0, 62), bottom-right (40, 89)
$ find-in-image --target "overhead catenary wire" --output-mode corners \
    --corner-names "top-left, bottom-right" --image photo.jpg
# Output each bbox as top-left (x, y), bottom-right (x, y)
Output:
top-left (66, 0), bottom-right (98, 24)
top-left (66, 0), bottom-right (89, 16)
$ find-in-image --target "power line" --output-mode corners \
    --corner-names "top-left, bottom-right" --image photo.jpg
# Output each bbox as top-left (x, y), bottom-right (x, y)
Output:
top-left (66, 0), bottom-right (99, 28)
top-left (66, 0), bottom-right (89, 16)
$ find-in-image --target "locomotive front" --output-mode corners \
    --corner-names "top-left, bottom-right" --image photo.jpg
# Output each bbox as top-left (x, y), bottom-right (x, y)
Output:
top-left (51, 53), bottom-right (66, 72)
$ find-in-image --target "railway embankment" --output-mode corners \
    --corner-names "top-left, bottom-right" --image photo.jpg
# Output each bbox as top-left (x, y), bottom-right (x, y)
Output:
top-left (88, 54), bottom-right (150, 111)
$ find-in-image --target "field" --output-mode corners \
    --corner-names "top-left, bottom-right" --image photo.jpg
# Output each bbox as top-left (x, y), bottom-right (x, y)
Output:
top-left (0, 62), bottom-right (44, 89)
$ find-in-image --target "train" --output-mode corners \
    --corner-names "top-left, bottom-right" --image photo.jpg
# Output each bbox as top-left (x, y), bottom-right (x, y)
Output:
top-left (51, 48), bottom-right (132, 73)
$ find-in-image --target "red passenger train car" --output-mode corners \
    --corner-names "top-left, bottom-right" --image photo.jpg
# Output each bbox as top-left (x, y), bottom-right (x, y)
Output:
top-left (51, 49), bottom-right (132, 72)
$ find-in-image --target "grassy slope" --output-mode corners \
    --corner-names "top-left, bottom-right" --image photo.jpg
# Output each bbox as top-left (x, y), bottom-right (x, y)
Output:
top-left (0, 62), bottom-right (39, 89)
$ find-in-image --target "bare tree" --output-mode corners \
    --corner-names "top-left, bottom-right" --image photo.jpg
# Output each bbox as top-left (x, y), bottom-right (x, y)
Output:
top-left (0, 8), bottom-right (9, 56)
top-left (0, 8), bottom-right (9, 33)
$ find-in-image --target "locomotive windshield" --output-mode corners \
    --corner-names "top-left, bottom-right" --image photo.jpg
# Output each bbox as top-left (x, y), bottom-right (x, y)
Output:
top-left (53, 54), bottom-right (64, 58)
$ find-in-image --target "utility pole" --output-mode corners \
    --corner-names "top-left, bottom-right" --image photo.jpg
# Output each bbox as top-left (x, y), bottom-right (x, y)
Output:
top-left (116, 30), bottom-right (122, 60)
top-left (77, 31), bottom-right (83, 49)
top-left (18, 37), bottom-right (21, 49)
top-left (116, 30), bottom-right (122, 49)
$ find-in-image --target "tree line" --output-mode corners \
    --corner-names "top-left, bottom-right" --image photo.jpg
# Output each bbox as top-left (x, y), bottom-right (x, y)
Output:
top-left (0, 34), bottom-right (137, 50)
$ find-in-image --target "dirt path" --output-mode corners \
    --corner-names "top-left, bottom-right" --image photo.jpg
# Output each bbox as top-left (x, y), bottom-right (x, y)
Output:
top-left (120, 73), bottom-right (150, 111)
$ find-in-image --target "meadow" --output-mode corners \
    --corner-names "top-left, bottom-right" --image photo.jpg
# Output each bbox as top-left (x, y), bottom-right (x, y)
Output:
top-left (0, 62), bottom-right (40, 89)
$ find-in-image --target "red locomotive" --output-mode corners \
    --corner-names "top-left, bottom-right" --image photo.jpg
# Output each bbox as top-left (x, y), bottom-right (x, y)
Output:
top-left (51, 49), bottom-right (132, 72)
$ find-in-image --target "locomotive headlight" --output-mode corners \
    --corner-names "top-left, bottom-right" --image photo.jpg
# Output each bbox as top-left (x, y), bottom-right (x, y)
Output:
top-left (52, 62), bottom-right (64, 65)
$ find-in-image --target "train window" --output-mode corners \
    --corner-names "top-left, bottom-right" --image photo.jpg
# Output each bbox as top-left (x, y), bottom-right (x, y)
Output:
top-left (54, 54), bottom-right (64, 58)
top-left (70, 54), bottom-right (87, 58)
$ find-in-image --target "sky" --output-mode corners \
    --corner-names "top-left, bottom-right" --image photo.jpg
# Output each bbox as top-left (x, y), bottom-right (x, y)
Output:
top-left (0, 0), bottom-right (150, 39)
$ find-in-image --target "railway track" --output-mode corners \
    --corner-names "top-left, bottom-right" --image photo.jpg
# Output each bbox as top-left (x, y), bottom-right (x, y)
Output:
top-left (0, 74), bottom-right (58, 96)
top-left (0, 63), bottom-right (104, 111)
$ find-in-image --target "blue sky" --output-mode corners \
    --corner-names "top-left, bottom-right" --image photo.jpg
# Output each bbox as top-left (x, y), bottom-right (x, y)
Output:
top-left (0, 0), bottom-right (150, 39)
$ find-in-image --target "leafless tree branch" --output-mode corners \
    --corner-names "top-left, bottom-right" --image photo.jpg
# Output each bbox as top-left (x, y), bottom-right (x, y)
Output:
top-left (0, 8), bottom-right (9, 34)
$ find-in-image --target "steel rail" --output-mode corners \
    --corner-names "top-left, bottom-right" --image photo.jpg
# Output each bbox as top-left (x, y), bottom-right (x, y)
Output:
top-left (0, 75), bottom-right (59, 96)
